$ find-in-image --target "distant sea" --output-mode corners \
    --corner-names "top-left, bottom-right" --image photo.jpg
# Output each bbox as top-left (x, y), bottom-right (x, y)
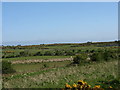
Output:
top-left (2, 41), bottom-right (86, 46)
top-left (2, 39), bottom-right (116, 46)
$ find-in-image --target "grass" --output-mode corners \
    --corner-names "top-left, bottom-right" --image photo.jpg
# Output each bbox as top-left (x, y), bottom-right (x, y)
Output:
top-left (3, 60), bottom-right (119, 88)
top-left (2, 56), bottom-right (70, 61)
top-left (12, 60), bottom-right (72, 73)
top-left (2, 42), bottom-right (119, 88)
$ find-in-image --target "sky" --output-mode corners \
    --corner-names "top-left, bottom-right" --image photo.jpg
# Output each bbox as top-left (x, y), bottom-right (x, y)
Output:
top-left (2, 2), bottom-right (118, 45)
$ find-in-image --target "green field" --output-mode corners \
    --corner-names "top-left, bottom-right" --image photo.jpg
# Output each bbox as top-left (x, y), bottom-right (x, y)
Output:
top-left (2, 41), bottom-right (120, 89)
top-left (3, 56), bottom-right (70, 61)
top-left (3, 60), bottom-right (119, 88)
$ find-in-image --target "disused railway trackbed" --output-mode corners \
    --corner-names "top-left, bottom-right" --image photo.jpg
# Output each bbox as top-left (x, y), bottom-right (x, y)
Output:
top-left (11, 58), bottom-right (73, 64)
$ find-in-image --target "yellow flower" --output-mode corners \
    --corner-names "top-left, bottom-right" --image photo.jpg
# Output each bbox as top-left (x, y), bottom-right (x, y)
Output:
top-left (109, 86), bottom-right (112, 88)
top-left (94, 85), bottom-right (100, 88)
top-left (80, 85), bottom-right (83, 88)
top-left (73, 83), bottom-right (77, 88)
top-left (86, 85), bottom-right (91, 88)
top-left (84, 82), bottom-right (87, 85)
top-left (78, 80), bottom-right (85, 85)
top-left (65, 83), bottom-right (72, 88)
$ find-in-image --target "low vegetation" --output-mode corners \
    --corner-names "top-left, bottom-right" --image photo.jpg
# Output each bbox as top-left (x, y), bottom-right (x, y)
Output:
top-left (2, 61), bottom-right (16, 74)
top-left (2, 41), bottom-right (119, 88)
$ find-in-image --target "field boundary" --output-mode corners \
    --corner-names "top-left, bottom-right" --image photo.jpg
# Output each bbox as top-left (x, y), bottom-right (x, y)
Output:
top-left (11, 58), bottom-right (73, 64)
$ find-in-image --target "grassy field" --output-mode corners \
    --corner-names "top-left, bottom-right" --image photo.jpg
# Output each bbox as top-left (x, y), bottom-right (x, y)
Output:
top-left (2, 56), bottom-right (70, 61)
top-left (2, 41), bottom-right (119, 89)
top-left (12, 61), bottom-right (72, 73)
top-left (3, 60), bottom-right (119, 88)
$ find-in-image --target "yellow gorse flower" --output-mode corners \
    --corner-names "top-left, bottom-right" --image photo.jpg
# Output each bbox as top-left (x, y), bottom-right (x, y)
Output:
top-left (109, 86), bottom-right (112, 88)
top-left (65, 80), bottom-right (112, 89)
top-left (65, 83), bottom-right (72, 88)
top-left (86, 85), bottom-right (91, 88)
top-left (73, 83), bottom-right (77, 88)
top-left (94, 85), bottom-right (100, 88)
top-left (78, 80), bottom-right (85, 85)
top-left (80, 85), bottom-right (83, 88)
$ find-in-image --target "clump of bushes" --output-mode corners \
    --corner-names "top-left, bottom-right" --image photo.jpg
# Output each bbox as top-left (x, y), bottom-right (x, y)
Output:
top-left (34, 51), bottom-right (43, 56)
top-left (19, 50), bottom-right (29, 57)
top-left (65, 80), bottom-right (113, 89)
top-left (55, 50), bottom-right (64, 56)
top-left (90, 52), bottom-right (104, 62)
top-left (73, 53), bottom-right (87, 64)
top-left (90, 50), bottom-right (117, 62)
top-left (65, 50), bottom-right (75, 56)
top-left (43, 64), bottom-right (49, 68)
top-left (2, 61), bottom-right (16, 74)
top-left (44, 51), bottom-right (55, 56)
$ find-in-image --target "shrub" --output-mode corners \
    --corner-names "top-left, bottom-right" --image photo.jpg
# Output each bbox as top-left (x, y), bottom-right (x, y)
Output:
top-left (85, 50), bottom-right (89, 53)
top-left (90, 50), bottom-right (95, 53)
top-left (103, 51), bottom-right (112, 61)
top-left (73, 53), bottom-right (87, 64)
top-left (5, 55), bottom-right (15, 58)
top-left (2, 61), bottom-right (16, 74)
top-left (19, 51), bottom-right (29, 57)
top-left (44, 51), bottom-right (55, 56)
top-left (55, 50), bottom-right (65, 56)
top-left (43, 64), bottom-right (49, 68)
top-left (34, 51), bottom-right (43, 56)
top-left (65, 51), bottom-right (75, 56)
top-left (77, 49), bottom-right (81, 53)
top-left (90, 52), bottom-right (104, 61)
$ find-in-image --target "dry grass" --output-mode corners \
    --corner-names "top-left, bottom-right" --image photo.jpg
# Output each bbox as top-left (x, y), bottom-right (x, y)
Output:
top-left (3, 60), bottom-right (118, 88)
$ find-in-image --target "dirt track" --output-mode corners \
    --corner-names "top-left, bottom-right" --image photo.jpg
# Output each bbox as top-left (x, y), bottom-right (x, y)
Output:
top-left (11, 58), bottom-right (73, 64)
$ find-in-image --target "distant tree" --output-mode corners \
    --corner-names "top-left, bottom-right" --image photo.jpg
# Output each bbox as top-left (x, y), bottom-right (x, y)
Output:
top-left (87, 41), bottom-right (92, 45)
top-left (2, 61), bottom-right (16, 74)
top-left (17, 44), bottom-right (21, 46)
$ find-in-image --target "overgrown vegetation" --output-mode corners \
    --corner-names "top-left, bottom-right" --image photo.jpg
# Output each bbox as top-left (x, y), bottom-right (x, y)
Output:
top-left (2, 61), bottom-right (16, 74)
top-left (2, 41), bottom-right (118, 59)
top-left (2, 41), bottom-right (119, 88)
top-left (73, 53), bottom-right (87, 64)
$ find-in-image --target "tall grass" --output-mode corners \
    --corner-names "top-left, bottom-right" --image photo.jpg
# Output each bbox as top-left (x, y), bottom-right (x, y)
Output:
top-left (3, 60), bottom-right (118, 88)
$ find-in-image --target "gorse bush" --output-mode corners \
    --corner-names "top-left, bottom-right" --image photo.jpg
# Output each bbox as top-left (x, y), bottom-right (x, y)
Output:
top-left (2, 61), bottom-right (16, 74)
top-left (19, 51), bottom-right (29, 57)
top-left (34, 51), bottom-right (43, 56)
top-left (90, 52), bottom-right (104, 62)
top-left (65, 80), bottom-right (113, 89)
top-left (73, 53), bottom-right (87, 64)
top-left (90, 50), bottom-right (117, 62)
top-left (65, 51), bottom-right (75, 56)
top-left (103, 51), bottom-right (112, 61)
top-left (44, 51), bottom-right (55, 56)
top-left (55, 50), bottom-right (64, 56)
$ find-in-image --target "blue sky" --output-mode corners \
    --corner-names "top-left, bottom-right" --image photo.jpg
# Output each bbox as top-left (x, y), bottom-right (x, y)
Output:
top-left (2, 2), bottom-right (118, 45)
